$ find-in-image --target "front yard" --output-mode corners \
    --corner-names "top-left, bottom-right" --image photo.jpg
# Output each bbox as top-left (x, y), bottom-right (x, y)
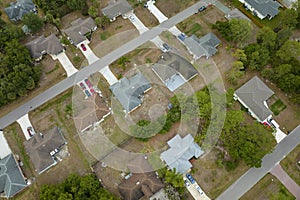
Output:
top-left (281, 144), bottom-right (300, 186)
top-left (241, 173), bottom-right (295, 200)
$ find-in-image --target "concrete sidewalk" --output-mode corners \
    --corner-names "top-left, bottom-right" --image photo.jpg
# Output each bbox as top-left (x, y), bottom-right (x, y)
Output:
top-left (271, 164), bottom-right (300, 199)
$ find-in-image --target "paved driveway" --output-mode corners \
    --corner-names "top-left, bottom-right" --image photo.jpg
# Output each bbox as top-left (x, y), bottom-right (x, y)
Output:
top-left (184, 176), bottom-right (211, 200)
top-left (127, 13), bottom-right (149, 34)
top-left (16, 114), bottom-right (35, 140)
top-left (99, 66), bottom-right (118, 85)
top-left (213, 1), bottom-right (231, 14)
top-left (271, 164), bottom-right (300, 199)
top-left (146, 0), bottom-right (168, 23)
top-left (0, 130), bottom-right (11, 159)
top-left (127, 12), bottom-right (165, 50)
top-left (51, 52), bottom-right (78, 77)
top-left (0, 0), bottom-right (209, 129)
top-left (78, 40), bottom-right (99, 65)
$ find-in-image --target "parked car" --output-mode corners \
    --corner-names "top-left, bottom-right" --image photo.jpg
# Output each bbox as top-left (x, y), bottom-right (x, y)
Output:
top-left (27, 126), bottom-right (35, 137)
top-left (79, 82), bottom-right (86, 90)
top-left (162, 43), bottom-right (170, 51)
top-left (195, 185), bottom-right (204, 196)
top-left (85, 90), bottom-right (91, 97)
top-left (90, 88), bottom-right (96, 94)
top-left (85, 79), bottom-right (93, 88)
top-left (184, 179), bottom-right (190, 187)
top-left (81, 43), bottom-right (87, 51)
top-left (186, 173), bottom-right (195, 184)
top-left (198, 6), bottom-right (206, 12)
top-left (178, 33), bottom-right (186, 41)
top-left (50, 148), bottom-right (59, 156)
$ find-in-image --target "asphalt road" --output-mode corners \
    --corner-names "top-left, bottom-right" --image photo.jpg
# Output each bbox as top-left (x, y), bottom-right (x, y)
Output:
top-left (217, 125), bottom-right (300, 200)
top-left (0, 1), bottom-right (207, 129)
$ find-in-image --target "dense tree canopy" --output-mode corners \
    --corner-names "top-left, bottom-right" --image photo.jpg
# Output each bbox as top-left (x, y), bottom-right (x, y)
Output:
top-left (220, 110), bottom-right (276, 168)
top-left (0, 23), bottom-right (41, 107)
top-left (22, 13), bottom-right (44, 34)
top-left (40, 174), bottom-right (118, 200)
top-left (213, 18), bottom-right (253, 46)
top-left (67, 0), bottom-right (87, 11)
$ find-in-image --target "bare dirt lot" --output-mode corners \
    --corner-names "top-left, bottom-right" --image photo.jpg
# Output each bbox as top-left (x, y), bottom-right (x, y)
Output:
top-left (192, 148), bottom-right (249, 199)
top-left (156, 0), bottom-right (198, 18)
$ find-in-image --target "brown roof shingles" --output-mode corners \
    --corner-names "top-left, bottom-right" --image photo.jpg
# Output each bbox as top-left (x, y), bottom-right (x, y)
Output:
top-left (73, 94), bottom-right (111, 132)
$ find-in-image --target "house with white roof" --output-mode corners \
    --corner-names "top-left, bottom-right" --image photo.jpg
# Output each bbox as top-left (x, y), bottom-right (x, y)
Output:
top-left (160, 134), bottom-right (203, 174)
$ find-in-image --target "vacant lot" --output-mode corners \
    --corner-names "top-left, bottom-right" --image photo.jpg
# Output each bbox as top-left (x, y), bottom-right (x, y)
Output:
top-left (192, 148), bottom-right (249, 199)
top-left (156, 0), bottom-right (198, 17)
top-left (281, 144), bottom-right (300, 186)
top-left (241, 173), bottom-right (295, 200)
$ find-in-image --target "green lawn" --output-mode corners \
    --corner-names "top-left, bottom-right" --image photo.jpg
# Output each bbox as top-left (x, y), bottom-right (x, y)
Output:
top-left (270, 99), bottom-right (286, 116)
top-left (233, 2), bottom-right (285, 29)
top-left (281, 144), bottom-right (300, 186)
top-left (100, 31), bottom-right (111, 41)
top-left (241, 173), bottom-right (295, 200)
top-left (185, 23), bottom-right (203, 37)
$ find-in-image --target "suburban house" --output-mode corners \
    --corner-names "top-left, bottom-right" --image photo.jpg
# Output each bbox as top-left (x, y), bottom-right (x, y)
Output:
top-left (62, 17), bottom-right (97, 46)
top-left (73, 94), bottom-right (111, 132)
top-left (118, 156), bottom-right (164, 200)
top-left (184, 32), bottom-right (221, 60)
top-left (152, 52), bottom-right (198, 92)
top-left (225, 8), bottom-right (251, 21)
top-left (161, 134), bottom-right (203, 174)
top-left (238, 0), bottom-right (281, 20)
top-left (24, 127), bottom-right (67, 174)
top-left (0, 131), bottom-right (11, 160)
top-left (110, 73), bottom-right (152, 113)
top-left (101, 0), bottom-right (133, 21)
top-left (0, 154), bottom-right (28, 198)
top-left (281, 0), bottom-right (297, 8)
top-left (4, 0), bottom-right (37, 22)
top-left (25, 34), bottom-right (64, 61)
top-left (234, 76), bottom-right (274, 123)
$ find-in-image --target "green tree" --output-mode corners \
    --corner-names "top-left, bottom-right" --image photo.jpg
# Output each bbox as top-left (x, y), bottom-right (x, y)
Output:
top-left (88, 6), bottom-right (98, 18)
top-left (40, 174), bottom-right (118, 200)
top-left (244, 44), bottom-right (270, 70)
top-left (277, 8), bottom-right (298, 29)
top-left (221, 119), bottom-right (275, 168)
top-left (164, 168), bottom-right (185, 194)
top-left (229, 18), bottom-right (252, 45)
top-left (276, 40), bottom-right (300, 62)
top-left (22, 13), bottom-right (44, 34)
top-left (228, 61), bottom-right (245, 85)
top-left (257, 27), bottom-right (277, 50)
top-left (67, 0), bottom-right (87, 10)
top-left (213, 19), bottom-right (253, 46)
top-left (232, 49), bottom-right (247, 63)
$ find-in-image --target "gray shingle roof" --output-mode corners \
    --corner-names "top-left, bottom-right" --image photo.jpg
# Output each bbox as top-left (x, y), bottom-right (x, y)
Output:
top-left (62, 17), bottom-right (96, 45)
top-left (24, 127), bottom-right (67, 174)
top-left (102, 0), bottom-right (133, 19)
top-left (184, 33), bottom-right (221, 59)
top-left (226, 8), bottom-right (251, 21)
top-left (152, 52), bottom-right (198, 91)
top-left (110, 73), bottom-right (151, 113)
top-left (244, 0), bottom-right (281, 18)
top-left (73, 94), bottom-right (111, 132)
top-left (4, 0), bottom-right (36, 21)
top-left (25, 34), bottom-right (64, 59)
top-left (235, 76), bottom-right (274, 121)
top-left (161, 134), bottom-right (203, 174)
top-left (0, 154), bottom-right (27, 198)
